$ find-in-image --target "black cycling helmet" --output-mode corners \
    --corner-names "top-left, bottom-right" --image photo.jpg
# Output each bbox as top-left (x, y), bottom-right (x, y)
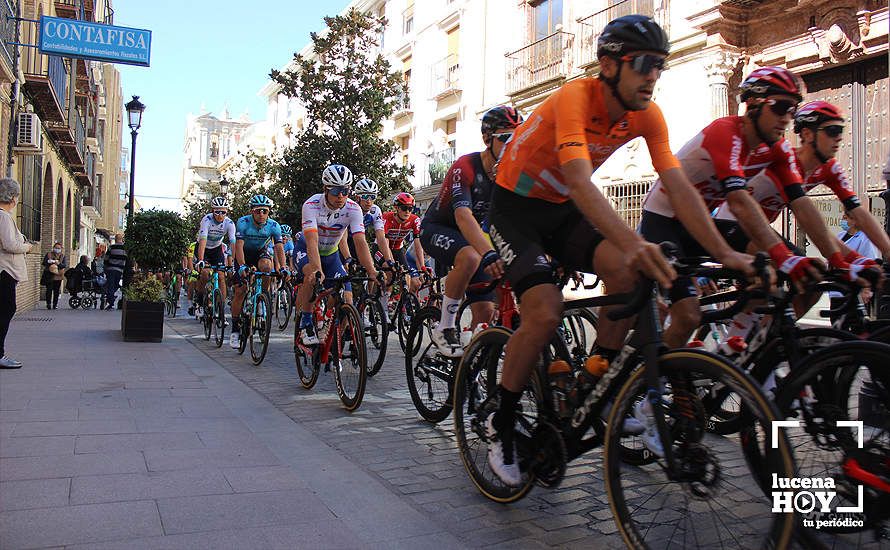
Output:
top-left (481, 105), bottom-right (523, 135)
top-left (597, 15), bottom-right (670, 59)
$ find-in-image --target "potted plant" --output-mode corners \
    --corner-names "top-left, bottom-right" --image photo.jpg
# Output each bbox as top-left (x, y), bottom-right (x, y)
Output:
top-left (122, 209), bottom-right (191, 342)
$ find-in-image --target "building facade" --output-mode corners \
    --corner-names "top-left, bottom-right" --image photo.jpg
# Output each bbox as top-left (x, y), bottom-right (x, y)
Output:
top-left (179, 107), bottom-right (253, 203)
top-left (0, 0), bottom-right (126, 310)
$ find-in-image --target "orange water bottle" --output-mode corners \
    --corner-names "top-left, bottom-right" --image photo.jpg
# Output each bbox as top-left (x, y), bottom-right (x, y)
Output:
top-left (547, 360), bottom-right (573, 418)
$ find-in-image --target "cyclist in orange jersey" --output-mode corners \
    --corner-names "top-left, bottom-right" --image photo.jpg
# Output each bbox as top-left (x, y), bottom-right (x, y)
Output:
top-left (484, 15), bottom-right (756, 486)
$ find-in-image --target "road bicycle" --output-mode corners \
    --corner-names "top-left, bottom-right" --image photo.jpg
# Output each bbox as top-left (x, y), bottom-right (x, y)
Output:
top-left (451, 247), bottom-right (796, 549)
top-left (293, 272), bottom-right (369, 411)
top-left (274, 277), bottom-right (295, 331)
top-left (236, 269), bottom-right (276, 365)
top-left (200, 265), bottom-right (228, 348)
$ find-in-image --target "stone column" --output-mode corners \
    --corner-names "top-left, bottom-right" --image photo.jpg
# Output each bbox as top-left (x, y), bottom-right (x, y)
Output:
top-left (705, 49), bottom-right (740, 119)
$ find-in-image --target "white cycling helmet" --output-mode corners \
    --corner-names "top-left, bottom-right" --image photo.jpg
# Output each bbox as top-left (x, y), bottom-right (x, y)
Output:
top-left (354, 177), bottom-right (379, 195)
top-left (210, 196), bottom-right (229, 209)
top-left (321, 164), bottom-right (353, 188)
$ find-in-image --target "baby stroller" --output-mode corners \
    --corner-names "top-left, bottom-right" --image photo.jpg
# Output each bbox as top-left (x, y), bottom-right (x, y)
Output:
top-left (65, 267), bottom-right (106, 309)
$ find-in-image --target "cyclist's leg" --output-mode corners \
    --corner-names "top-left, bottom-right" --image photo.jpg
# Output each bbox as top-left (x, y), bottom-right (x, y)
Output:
top-left (206, 246), bottom-right (227, 300)
top-left (420, 223), bottom-right (474, 355)
top-left (321, 252), bottom-right (351, 304)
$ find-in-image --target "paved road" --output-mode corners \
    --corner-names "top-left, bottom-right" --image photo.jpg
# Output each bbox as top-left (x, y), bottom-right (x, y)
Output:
top-left (167, 310), bottom-right (630, 548)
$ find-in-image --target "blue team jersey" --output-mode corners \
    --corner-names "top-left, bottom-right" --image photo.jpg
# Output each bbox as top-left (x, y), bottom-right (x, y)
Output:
top-left (283, 240), bottom-right (294, 256)
top-left (236, 215), bottom-right (283, 254)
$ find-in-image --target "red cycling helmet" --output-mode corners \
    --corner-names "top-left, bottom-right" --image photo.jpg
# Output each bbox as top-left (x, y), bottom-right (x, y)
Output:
top-left (394, 192), bottom-right (415, 207)
top-left (793, 101), bottom-right (844, 134)
top-left (740, 66), bottom-right (804, 102)
top-left (481, 105), bottom-right (523, 135)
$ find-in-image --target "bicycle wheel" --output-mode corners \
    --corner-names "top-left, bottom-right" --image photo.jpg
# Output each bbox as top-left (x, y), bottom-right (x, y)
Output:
top-left (237, 310), bottom-right (249, 355)
top-left (81, 297), bottom-right (94, 310)
top-left (276, 284), bottom-right (292, 331)
top-left (68, 296), bottom-right (81, 309)
top-left (249, 292), bottom-right (272, 365)
top-left (202, 291), bottom-right (213, 341)
top-left (604, 349), bottom-right (796, 550)
top-left (405, 306), bottom-right (454, 423)
top-left (358, 296), bottom-right (387, 377)
top-left (294, 321), bottom-right (321, 389)
top-left (332, 303), bottom-right (367, 411)
top-left (452, 326), bottom-right (539, 503)
top-left (768, 341), bottom-right (890, 548)
top-left (212, 290), bottom-right (226, 348)
top-left (561, 307), bottom-right (598, 364)
top-left (397, 292), bottom-right (420, 353)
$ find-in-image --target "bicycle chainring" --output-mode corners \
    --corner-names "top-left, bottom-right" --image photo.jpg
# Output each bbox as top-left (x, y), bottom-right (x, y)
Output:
top-left (674, 442), bottom-right (721, 500)
top-left (530, 420), bottom-right (567, 488)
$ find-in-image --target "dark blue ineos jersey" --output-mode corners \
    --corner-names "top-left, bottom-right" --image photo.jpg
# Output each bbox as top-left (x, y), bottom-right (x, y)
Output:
top-left (423, 152), bottom-right (495, 228)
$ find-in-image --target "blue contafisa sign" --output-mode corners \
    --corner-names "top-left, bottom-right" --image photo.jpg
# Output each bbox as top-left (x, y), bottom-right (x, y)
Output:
top-left (38, 16), bottom-right (151, 67)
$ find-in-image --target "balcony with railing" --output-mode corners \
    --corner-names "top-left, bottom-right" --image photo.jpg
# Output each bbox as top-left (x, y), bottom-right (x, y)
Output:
top-left (425, 146), bottom-right (456, 188)
top-left (577, 0), bottom-right (656, 68)
top-left (430, 54), bottom-right (460, 98)
top-left (54, 0), bottom-right (95, 22)
top-left (21, 28), bottom-right (69, 124)
top-left (392, 88), bottom-right (412, 118)
top-left (60, 114), bottom-right (86, 174)
top-left (505, 31), bottom-right (574, 96)
top-left (0, 0), bottom-right (15, 71)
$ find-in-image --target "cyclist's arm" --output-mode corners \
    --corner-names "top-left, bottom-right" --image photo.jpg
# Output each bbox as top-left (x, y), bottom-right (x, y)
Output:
top-left (563, 159), bottom-right (642, 250)
top-left (788, 196), bottom-right (842, 259)
top-left (353, 232), bottom-right (377, 277)
top-left (659, 167), bottom-right (737, 262)
top-left (374, 228), bottom-right (393, 262)
top-left (338, 234), bottom-right (351, 261)
top-left (848, 206), bottom-right (890, 258)
top-left (303, 230), bottom-right (322, 271)
top-left (234, 239), bottom-right (246, 267)
top-left (725, 190), bottom-right (787, 251)
top-left (455, 207), bottom-right (493, 256)
top-left (274, 243), bottom-right (286, 272)
top-left (196, 239), bottom-right (207, 263)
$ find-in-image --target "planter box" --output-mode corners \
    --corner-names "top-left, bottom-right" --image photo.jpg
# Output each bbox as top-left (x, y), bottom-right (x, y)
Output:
top-left (121, 299), bottom-right (164, 342)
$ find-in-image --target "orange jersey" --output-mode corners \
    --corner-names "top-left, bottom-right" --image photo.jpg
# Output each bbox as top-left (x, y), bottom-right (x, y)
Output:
top-left (496, 78), bottom-right (681, 203)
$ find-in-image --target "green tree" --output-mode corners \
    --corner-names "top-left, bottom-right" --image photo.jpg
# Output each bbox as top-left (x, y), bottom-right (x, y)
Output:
top-left (124, 209), bottom-right (191, 272)
top-left (268, 8), bottom-right (410, 224)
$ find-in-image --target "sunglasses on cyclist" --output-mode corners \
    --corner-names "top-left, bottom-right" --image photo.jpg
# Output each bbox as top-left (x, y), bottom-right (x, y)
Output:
top-left (358, 194), bottom-right (377, 201)
top-left (327, 186), bottom-right (350, 197)
top-left (396, 204), bottom-right (412, 212)
top-left (492, 133), bottom-right (513, 143)
top-left (213, 210), bottom-right (227, 215)
top-left (621, 54), bottom-right (666, 75)
top-left (819, 125), bottom-right (844, 138)
top-left (765, 98), bottom-right (797, 117)
top-left (252, 208), bottom-right (269, 215)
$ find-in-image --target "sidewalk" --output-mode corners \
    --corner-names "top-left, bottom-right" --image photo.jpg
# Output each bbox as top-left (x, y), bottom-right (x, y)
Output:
top-left (0, 307), bottom-right (463, 549)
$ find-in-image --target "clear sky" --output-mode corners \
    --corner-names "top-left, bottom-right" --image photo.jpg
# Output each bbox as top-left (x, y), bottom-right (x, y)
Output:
top-left (114, 0), bottom-right (351, 211)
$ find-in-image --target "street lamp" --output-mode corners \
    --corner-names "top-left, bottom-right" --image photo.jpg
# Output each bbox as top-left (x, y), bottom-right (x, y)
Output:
top-left (219, 178), bottom-right (230, 197)
top-left (125, 95), bottom-right (145, 226)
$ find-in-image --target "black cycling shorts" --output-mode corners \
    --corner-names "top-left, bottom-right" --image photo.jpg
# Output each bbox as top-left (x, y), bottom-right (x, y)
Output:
top-left (488, 185), bottom-right (604, 299)
top-left (203, 245), bottom-right (226, 268)
top-left (419, 221), bottom-right (495, 304)
top-left (234, 248), bottom-right (273, 284)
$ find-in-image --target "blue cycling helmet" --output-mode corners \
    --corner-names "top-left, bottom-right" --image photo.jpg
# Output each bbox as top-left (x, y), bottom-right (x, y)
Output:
top-left (249, 194), bottom-right (274, 209)
top-left (280, 224), bottom-right (292, 236)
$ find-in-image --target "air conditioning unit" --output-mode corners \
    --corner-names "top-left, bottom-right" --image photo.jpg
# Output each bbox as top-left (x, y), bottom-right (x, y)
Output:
top-left (15, 113), bottom-right (42, 151)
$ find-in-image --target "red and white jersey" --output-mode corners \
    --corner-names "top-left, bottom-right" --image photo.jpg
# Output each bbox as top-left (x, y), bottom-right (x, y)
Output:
top-left (382, 211), bottom-right (420, 250)
top-left (715, 155), bottom-right (860, 223)
top-left (642, 116), bottom-right (802, 219)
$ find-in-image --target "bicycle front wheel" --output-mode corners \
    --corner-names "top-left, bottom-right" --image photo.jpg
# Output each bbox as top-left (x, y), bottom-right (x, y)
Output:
top-left (397, 292), bottom-right (420, 353)
top-left (333, 303), bottom-right (367, 411)
top-left (212, 290), bottom-right (226, 348)
top-left (276, 283), bottom-right (292, 331)
top-left (249, 293), bottom-right (272, 365)
top-left (604, 350), bottom-right (796, 550)
top-left (405, 306), bottom-right (453, 423)
top-left (358, 297), bottom-right (387, 377)
top-left (202, 291), bottom-right (213, 341)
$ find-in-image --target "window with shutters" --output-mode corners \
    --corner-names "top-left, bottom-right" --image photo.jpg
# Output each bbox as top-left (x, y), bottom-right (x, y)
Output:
top-left (403, 0), bottom-right (414, 35)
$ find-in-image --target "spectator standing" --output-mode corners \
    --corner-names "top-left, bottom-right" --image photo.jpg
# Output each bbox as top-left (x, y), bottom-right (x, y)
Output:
top-left (829, 211), bottom-right (879, 323)
top-left (104, 233), bottom-right (128, 310)
top-left (41, 241), bottom-right (66, 309)
top-left (0, 178), bottom-right (34, 368)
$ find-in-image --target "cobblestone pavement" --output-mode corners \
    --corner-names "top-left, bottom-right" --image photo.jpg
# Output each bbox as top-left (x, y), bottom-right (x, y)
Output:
top-left (169, 312), bottom-right (624, 548)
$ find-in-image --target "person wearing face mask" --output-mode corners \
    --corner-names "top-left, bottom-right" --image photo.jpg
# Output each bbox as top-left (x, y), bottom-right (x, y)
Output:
top-left (41, 241), bottom-right (67, 309)
top-left (829, 212), bottom-right (879, 324)
top-left (0, 178), bottom-right (35, 368)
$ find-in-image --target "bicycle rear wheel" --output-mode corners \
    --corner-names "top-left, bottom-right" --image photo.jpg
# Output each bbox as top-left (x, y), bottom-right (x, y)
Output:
top-left (237, 310), bottom-right (249, 355)
top-left (333, 303), bottom-right (367, 411)
top-left (249, 293), bottom-right (272, 365)
top-left (212, 290), bottom-right (226, 348)
top-left (604, 349), bottom-right (796, 550)
top-left (202, 291), bottom-right (213, 341)
top-left (358, 296), bottom-right (387, 377)
top-left (452, 326), bottom-right (538, 503)
top-left (276, 283), bottom-right (292, 331)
